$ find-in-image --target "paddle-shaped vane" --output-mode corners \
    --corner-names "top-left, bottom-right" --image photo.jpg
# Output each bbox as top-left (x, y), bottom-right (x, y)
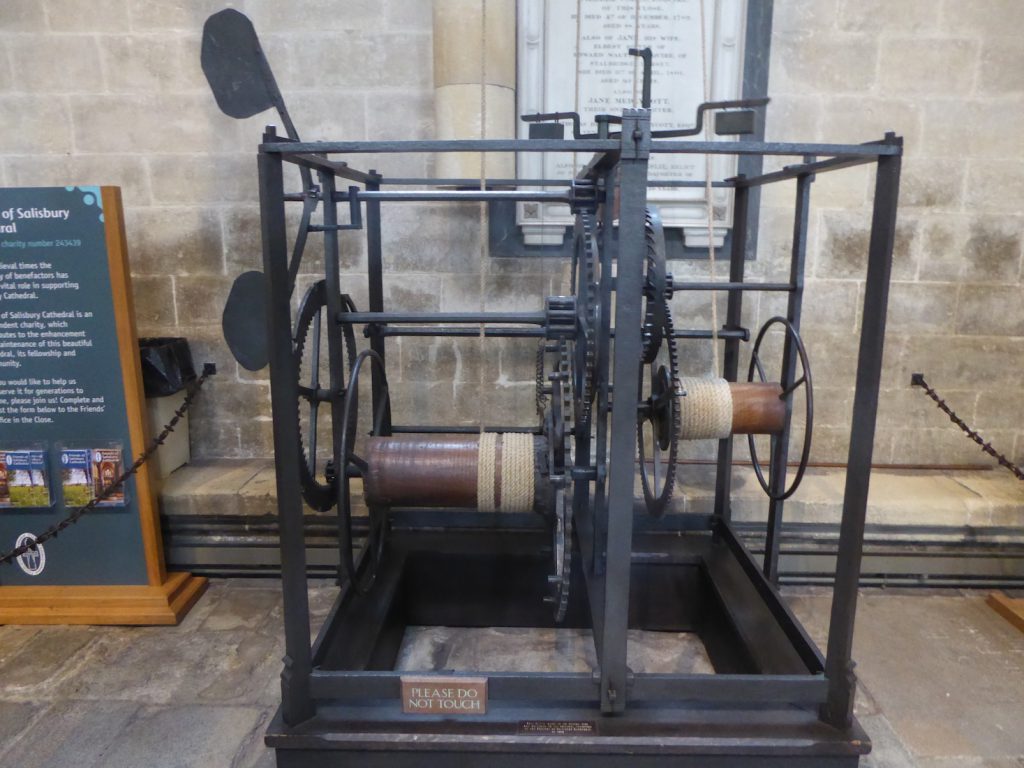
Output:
top-left (201, 8), bottom-right (297, 135)
top-left (201, 9), bottom-right (314, 371)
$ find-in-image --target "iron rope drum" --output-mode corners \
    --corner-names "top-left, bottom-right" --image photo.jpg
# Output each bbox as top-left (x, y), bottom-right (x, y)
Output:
top-left (747, 316), bottom-right (814, 501)
top-left (293, 280), bottom-right (357, 512)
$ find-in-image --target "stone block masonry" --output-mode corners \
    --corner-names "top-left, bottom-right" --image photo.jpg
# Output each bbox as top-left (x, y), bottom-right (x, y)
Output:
top-left (750, 0), bottom-right (1024, 466)
top-left (0, 0), bottom-right (1021, 468)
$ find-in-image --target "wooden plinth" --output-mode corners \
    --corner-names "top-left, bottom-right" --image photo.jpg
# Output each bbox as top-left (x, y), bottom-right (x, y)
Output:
top-left (0, 572), bottom-right (207, 626)
top-left (987, 592), bottom-right (1024, 634)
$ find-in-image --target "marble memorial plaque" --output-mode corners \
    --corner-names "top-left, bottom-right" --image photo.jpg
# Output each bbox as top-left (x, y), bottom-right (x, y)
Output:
top-left (517, 0), bottom-right (747, 246)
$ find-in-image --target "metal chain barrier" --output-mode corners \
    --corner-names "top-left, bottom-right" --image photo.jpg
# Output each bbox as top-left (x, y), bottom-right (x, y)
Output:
top-left (912, 373), bottom-right (1024, 482)
top-left (0, 364), bottom-right (215, 566)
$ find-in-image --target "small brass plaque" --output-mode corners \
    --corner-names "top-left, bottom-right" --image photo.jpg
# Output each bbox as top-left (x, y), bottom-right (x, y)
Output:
top-left (518, 720), bottom-right (596, 735)
top-left (400, 676), bottom-right (488, 715)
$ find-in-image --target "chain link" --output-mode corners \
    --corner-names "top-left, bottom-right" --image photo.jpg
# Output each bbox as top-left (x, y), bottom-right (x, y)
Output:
top-left (1, 368), bottom-right (214, 566)
top-left (912, 373), bottom-right (1023, 482)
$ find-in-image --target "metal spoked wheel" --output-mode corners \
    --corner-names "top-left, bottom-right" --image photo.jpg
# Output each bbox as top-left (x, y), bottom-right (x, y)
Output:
top-left (747, 316), bottom-right (814, 501)
top-left (293, 280), bottom-right (357, 512)
top-left (336, 349), bottom-right (392, 594)
top-left (637, 298), bottom-right (681, 517)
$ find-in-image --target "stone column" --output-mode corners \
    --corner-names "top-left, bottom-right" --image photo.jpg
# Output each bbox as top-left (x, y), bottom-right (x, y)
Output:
top-left (433, 0), bottom-right (516, 181)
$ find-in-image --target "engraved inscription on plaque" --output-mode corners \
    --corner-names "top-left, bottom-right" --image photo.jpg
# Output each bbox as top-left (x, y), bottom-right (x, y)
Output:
top-left (519, 720), bottom-right (596, 735)
top-left (401, 676), bottom-right (488, 715)
top-left (517, 0), bottom-right (747, 246)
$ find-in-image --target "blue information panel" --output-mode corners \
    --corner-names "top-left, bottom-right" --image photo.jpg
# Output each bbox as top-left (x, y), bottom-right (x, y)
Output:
top-left (0, 187), bottom-right (149, 585)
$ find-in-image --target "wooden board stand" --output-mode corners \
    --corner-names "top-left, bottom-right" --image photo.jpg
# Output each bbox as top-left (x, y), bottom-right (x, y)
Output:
top-left (0, 187), bottom-right (206, 624)
top-left (987, 592), bottom-right (1024, 634)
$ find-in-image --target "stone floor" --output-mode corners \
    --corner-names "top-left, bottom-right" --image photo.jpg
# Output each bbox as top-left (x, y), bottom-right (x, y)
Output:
top-left (0, 580), bottom-right (1022, 767)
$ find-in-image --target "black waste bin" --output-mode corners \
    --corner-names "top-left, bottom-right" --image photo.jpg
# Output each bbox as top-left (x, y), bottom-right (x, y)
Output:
top-left (139, 338), bottom-right (196, 397)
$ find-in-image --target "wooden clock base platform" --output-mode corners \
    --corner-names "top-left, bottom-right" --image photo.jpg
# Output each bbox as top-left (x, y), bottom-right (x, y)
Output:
top-left (0, 571), bottom-right (208, 625)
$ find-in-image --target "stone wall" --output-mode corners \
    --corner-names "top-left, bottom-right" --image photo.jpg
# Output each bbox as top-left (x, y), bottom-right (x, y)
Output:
top-left (1, 0), bottom-right (1021, 468)
top-left (758, 0), bottom-right (1024, 466)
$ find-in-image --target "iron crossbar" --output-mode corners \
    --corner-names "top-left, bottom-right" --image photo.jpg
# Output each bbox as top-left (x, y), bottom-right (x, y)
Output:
top-left (672, 281), bottom-right (795, 292)
top-left (263, 138), bottom-right (901, 158)
top-left (373, 177), bottom-right (733, 188)
top-left (337, 311), bottom-right (547, 325)
top-left (306, 669), bottom-right (829, 704)
top-left (349, 326), bottom-right (749, 340)
top-left (337, 190), bottom-right (576, 203)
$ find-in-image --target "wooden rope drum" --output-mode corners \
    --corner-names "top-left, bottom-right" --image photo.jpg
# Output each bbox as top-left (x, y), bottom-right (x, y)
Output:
top-left (362, 384), bottom-right (784, 514)
top-left (365, 433), bottom-right (539, 514)
top-left (678, 377), bottom-right (786, 439)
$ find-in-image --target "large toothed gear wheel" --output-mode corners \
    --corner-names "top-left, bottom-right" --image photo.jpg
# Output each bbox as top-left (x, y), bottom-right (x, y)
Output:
top-left (548, 486), bottom-right (572, 621)
top-left (293, 280), bottom-right (357, 512)
top-left (541, 340), bottom-right (574, 622)
top-left (535, 340), bottom-right (548, 420)
top-left (638, 297), bottom-right (681, 517)
top-left (642, 206), bottom-right (670, 364)
top-left (571, 211), bottom-right (600, 427)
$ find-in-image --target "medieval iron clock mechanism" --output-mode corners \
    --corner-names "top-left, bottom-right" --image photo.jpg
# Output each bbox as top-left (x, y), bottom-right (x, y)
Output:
top-left (203, 9), bottom-right (902, 766)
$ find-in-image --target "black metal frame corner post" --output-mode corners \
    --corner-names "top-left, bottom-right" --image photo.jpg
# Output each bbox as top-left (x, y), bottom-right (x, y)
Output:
top-left (318, 170), bottom-right (351, 581)
top-left (588, 165), bottom-right (618, 578)
top-left (259, 127), bottom-right (315, 725)
top-left (824, 142), bottom-right (902, 728)
top-left (599, 109), bottom-right (651, 713)
top-left (365, 171), bottom-right (387, 414)
top-left (713, 175), bottom-right (750, 525)
top-left (762, 162), bottom-right (813, 584)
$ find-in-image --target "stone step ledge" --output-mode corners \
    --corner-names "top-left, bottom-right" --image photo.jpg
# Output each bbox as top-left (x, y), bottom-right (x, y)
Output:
top-left (160, 459), bottom-right (1024, 531)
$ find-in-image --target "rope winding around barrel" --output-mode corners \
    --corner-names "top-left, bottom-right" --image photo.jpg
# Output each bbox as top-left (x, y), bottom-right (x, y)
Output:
top-left (499, 433), bottom-right (535, 512)
top-left (678, 376), bottom-right (733, 439)
top-left (476, 432), bottom-right (535, 513)
top-left (477, 432), bottom-right (498, 512)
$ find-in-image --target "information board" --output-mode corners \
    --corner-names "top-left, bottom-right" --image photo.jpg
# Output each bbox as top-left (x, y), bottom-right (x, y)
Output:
top-left (0, 187), bottom-right (205, 623)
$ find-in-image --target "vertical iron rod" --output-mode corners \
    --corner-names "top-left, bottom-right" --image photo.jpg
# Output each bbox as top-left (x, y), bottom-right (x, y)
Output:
top-left (763, 165), bottom-right (813, 583)
top-left (823, 145), bottom-right (902, 728)
top-left (713, 177), bottom-right (750, 526)
top-left (258, 128), bottom-right (315, 725)
top-left (579, 166), bottom-right (618, 665)
top-left (319, 171), bottom-right (352, 583)
top-left (592, 167), bottom-right (616, 579)
top-left (599, 110), bottom-right (651, 714)
top-left (365, 172), bottom-right (387, 416)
